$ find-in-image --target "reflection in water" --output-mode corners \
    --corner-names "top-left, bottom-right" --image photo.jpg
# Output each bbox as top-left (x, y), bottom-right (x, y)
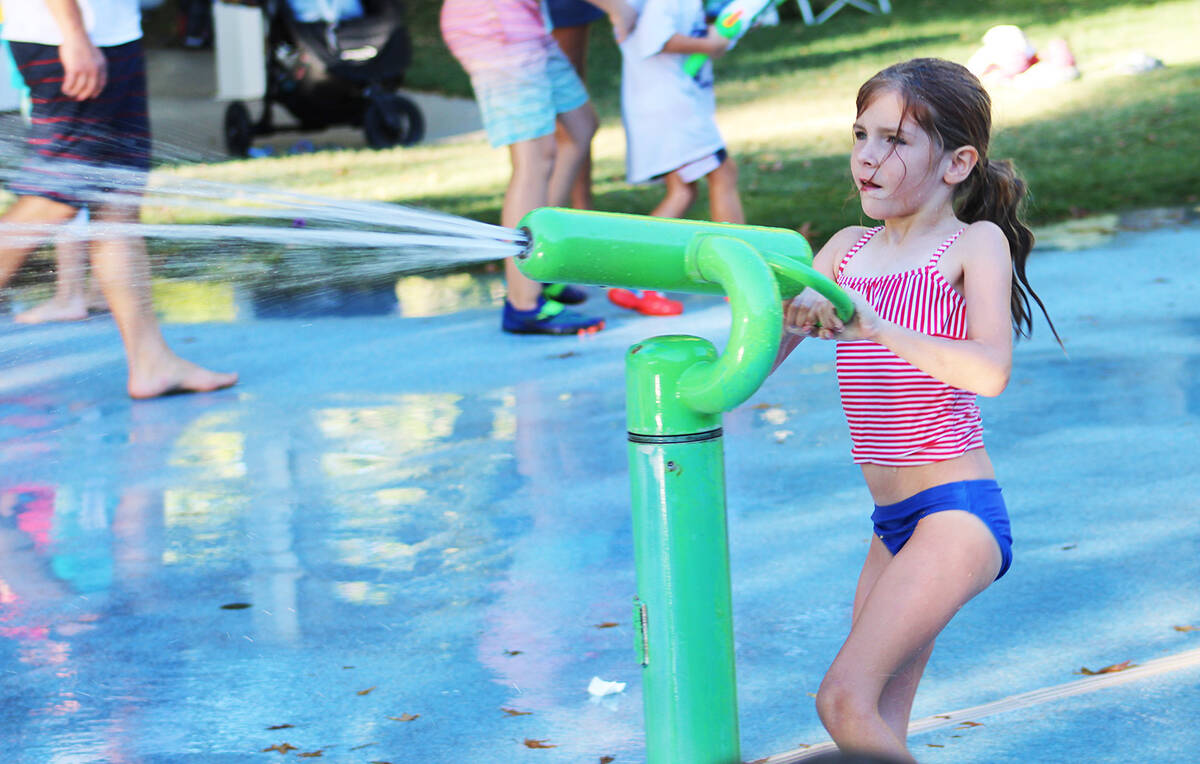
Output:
top-left (474, 379), bottom-right (642, 758)
top-left (168, 411), bottom-right (247, 479)
top-left (10, 264), bottom-right (506, 324)
top-left (0, 368), bottom-right (634, 759)
top-left (151, 280), bottom-right (244, 324)
top-left (393, 270), bottom-right (505, 318)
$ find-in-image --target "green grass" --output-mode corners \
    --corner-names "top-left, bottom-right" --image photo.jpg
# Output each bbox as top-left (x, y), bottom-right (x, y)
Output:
top-left (151, 0), bottom-right (1199, 247)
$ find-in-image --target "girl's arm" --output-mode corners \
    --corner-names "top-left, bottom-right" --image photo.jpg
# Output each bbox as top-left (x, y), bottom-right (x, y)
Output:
top-left (585, 0), bottom-right (637, 42)
top-left (774, 226), bottom-right (866, 373)
top-left (837, 222), bottom-right (1014, 397)
top-left (661, 27), bottom-right (731, 58)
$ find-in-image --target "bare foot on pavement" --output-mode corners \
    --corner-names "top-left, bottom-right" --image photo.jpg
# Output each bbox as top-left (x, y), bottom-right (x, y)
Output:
top-left (14, 296), bottom-right (89, 324)
top-left (128, 355), bottom-right (239, 400)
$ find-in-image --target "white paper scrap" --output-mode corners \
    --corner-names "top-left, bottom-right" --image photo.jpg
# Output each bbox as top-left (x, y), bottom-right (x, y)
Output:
top-left (587, 676), bottom-right (626, 696)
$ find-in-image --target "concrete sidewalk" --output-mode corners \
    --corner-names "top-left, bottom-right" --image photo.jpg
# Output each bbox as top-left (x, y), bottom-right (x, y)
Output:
top-left (145, 46), bottom-right (483, 160)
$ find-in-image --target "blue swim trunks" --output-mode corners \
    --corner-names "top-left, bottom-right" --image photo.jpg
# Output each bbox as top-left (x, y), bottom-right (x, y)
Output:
top-left (871, 479), bottom-right (1013, 580)
top-left (546, 0), bottom-right (605, 29)
top-left (6, 39), bottom-right (151, 208)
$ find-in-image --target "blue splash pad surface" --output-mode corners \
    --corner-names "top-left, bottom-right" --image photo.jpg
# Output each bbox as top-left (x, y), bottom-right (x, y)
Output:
top-left (0, 221), bottom-right (1198, 762)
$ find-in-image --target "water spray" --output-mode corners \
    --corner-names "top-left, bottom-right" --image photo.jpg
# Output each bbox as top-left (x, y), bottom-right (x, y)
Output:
top-left (516, 207), bottom-right (852, 764)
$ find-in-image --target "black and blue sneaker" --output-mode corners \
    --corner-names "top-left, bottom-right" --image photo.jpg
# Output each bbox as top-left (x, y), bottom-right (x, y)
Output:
top-left (542, 283), bottom-right (589, 305)
top-left (502, 297), bottom-right (605, 335)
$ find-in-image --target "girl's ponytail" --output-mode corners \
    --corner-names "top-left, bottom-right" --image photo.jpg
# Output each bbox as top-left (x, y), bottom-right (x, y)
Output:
top-left (956, 157), bottom-right (1059, 344)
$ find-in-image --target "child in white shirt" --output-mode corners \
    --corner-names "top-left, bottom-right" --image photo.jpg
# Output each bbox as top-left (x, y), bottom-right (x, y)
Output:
top-left (611, 0), bottom-right (745, 316)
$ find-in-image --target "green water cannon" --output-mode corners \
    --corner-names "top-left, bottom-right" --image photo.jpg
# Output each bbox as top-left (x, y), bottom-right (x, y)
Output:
top-left (515, 207), bottom-right (852, 764)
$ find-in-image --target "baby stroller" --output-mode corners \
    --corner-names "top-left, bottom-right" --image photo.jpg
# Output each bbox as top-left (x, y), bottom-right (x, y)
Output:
top-left (223, 0), bottom-right (425, 156)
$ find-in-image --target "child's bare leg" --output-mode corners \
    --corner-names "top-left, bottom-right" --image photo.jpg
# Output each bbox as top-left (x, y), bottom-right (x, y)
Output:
top-left (503, 134), bottom-right (557, 310)
top-left (88, 199), bottom-right (238, 399)
top-left (816, 512), bottom-right (1002, 761)
top-left (849, 540), bottom-right (935, 741)
top-left (706, 156), bottom-right (744, 224)
top-left (14, 233), bottom-right (89, 323)
top-left (547, 102), bottom-right (597, 209)
top-left (650, 171), bottom-right (697, 218)
top-left (0, 195), bottom-right (77, 290)
top-left (551, 24), bottom-right (594, 210)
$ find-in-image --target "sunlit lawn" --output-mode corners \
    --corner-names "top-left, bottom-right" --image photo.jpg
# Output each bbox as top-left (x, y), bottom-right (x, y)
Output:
top-left (153, 0), bottom-right (1198, 245)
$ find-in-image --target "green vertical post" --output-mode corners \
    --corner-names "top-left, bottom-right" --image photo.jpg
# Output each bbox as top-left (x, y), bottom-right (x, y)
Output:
top-left (626, 335), bottom-right (739, 764)
top-left (621, 234), bottom-right (787, 764)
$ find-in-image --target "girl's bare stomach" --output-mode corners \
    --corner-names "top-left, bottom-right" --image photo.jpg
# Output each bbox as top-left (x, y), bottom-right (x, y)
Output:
top-left (860, 447), bottom-right (995, 505)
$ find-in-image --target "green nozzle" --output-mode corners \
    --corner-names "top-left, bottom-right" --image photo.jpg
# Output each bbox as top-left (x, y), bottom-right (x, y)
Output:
top-left (516, 207), bottom-right (853, 321)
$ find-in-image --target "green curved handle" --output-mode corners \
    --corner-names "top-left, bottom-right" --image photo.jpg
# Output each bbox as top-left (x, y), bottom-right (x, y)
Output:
top-left (760, 250), bottom-right (856, 323)
top-left (676, 234), bottom-right (781, 414)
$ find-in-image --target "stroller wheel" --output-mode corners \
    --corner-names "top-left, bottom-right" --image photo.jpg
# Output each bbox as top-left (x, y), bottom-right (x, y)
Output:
top-left (364, 93), bottom-right (425, 150)
top-left (224, 101), bottom-right (255, 157)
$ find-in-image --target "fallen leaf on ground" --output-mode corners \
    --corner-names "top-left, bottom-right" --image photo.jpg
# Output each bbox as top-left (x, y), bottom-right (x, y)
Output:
top-left (524, 739), bottom-right (557, 749)
top-left (956, 721), bottom-right (984, 728)
top-left (263, 743), bottom-right (297, 754)
top-left (502, 708), bottom-right (532, 716)
top-left (266, 724), bottom-right (294, 730)
top-left (1078, 660), bottom-right (1136, 675)
top-left (1173, 625), bottom-right (1198, 632)
top-left (357, 687), bottom-right (376, 696)
top-left (504, 649), bottom-right (524, 656)
top-left (594, 622), bottom-right (619, 629)
top-left (298, 752), bottom-right (323, 758)
top-left (751, 403), bottom-right (776, 410)
top-left (388, 713), bottom-right (419, 722)
top-left (927, 743), bottom-right (945, 748)
top-left (600, 757), bottom-right (615, 764)
top-left (220, 602), bottom-right (252, 610)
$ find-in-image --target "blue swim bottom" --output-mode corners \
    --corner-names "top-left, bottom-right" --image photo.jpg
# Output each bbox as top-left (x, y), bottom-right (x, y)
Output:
top-left (871, 479), bottom-right (1013, 580)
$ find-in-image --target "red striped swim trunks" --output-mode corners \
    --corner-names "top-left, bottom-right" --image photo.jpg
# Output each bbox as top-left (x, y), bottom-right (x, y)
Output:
top-left (6, 39), bottom-right (151, 208)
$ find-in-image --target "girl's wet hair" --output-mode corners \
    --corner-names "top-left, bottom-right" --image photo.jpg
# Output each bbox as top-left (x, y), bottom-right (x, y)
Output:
top-left (857, 57), bottom-right (1060, 345)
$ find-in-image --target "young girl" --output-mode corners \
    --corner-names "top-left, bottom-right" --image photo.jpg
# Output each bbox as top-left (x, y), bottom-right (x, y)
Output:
top-left (776, 58), bottom-right (1058, 761)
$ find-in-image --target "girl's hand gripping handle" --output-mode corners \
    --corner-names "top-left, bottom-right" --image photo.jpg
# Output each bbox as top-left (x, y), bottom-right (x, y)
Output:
top-left (785, 286), bottom-right (876, 341)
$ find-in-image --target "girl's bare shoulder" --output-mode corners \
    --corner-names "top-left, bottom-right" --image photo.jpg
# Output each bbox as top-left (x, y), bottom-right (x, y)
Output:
top-left (956, 220), bottom-right (1010, 262)
top-left (813, 225), bottom-right (875, 275)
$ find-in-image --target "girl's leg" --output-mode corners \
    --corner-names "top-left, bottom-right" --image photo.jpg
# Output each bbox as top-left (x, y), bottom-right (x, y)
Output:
top-left (503, 134), bottom-right (557, 310)
top-left (547, 102), bottom-right (597, 210)
top-left (650, 171), bottom-right (698, 219)
top-left (848, 539), bottom-right (934, 742)
top-left (817, 511), bottom-right (1002, 761)
top-left (706, 156), bottom-right (745, 224)
top-left (550, 23), bottom-right (594, 210)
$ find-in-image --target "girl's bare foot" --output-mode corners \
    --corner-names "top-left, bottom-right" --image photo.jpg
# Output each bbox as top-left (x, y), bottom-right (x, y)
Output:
top-left (127, 355), bottom-right (239, 400)
top-left (14, 296), bottom-right (89, 324)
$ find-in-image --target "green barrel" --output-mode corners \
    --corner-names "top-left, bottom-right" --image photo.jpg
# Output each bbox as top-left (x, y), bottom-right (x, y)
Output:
top-left (626, 336), bottom-right (739, 764)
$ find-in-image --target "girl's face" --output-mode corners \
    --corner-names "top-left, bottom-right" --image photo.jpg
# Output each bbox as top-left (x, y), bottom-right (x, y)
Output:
top-left (851, 89), bottom-right (950, 219)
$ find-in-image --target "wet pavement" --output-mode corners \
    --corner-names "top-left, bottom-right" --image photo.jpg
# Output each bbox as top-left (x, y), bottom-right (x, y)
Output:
top-left (1, 212), bottom-right (1198, 762)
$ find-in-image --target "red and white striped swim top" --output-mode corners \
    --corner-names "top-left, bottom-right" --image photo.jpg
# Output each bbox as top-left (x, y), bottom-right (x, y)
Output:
top-left (834, 226), bottom-right (984, 466)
